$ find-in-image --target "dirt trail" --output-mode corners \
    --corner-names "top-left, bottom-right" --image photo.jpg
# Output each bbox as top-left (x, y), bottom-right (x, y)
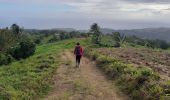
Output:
top-left (44, 50), bottom-right (129, 100)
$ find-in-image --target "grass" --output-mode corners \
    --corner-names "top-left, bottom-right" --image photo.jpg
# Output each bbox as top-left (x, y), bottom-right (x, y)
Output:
top-left (0, 38), bottom-right (89, 100)
top-left (60, 92), bottom-right (72, 100)
top-left (1, 36), bottom-right (168, 100)
top-left (84, 48), bottom-right (170, 100)
top-left (100, 35), bottom-right (115, 47)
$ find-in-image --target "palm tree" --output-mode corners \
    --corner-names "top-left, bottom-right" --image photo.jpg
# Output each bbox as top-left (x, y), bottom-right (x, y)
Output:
top-left (112, 32), bottom-right (126, 47)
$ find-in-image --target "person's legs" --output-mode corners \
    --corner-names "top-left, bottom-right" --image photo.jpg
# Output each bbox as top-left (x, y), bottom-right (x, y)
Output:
top-left (77, 55), bottom-right (82, 67)
top-left (76, 55), bottom-right (79, 67)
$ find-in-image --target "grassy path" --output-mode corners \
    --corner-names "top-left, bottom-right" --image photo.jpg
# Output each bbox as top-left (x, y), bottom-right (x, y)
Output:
top-left (0, 38), bottom-right (89, 99)
top-left (44, 50), bottom-right (129, 100)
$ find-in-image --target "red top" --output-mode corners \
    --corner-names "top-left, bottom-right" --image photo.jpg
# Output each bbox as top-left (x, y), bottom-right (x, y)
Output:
top-left (74, 46), bottom-right (83, 56)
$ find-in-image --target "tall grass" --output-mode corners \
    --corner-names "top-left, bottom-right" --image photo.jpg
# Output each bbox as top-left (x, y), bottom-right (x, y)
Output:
top-left (0, 38), bottom-right (89, 100)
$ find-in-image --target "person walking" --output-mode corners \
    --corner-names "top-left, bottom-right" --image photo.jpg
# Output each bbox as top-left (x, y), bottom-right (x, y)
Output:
top-left (74, 42), bottom-right (83, 67)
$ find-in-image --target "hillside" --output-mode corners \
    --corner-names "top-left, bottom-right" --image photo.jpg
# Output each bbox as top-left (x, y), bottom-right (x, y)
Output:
top-left (0, 37), bottom-right (169, 100)
top-left (85, 46), bottom-right (170, 100)
top-left (24, 27), bottom-right (170, 42)
top-left (0, 38), bottom-right (89, 99)
top-left (101, 28), bottom-right (170, 42)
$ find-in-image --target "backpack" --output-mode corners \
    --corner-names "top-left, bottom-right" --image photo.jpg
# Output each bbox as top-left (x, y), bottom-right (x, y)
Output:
top-left (75, 46), bottom-right (81, 55)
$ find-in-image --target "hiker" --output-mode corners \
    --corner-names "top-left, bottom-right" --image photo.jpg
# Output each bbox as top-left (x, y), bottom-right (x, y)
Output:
top-left (74, 42), bottom-right (83, 67)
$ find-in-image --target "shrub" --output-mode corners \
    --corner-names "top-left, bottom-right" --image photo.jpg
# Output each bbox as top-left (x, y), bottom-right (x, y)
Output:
top-left (34, 38), bottom-right (41, 44)
top-left (114, 42), bottom-right (120, 48)
top-left (0, 53), bottom-right (13, 65)
top-left (9, 40), bottom-right (36, 59)
top-left (48, 35), bottom-right (59, 43)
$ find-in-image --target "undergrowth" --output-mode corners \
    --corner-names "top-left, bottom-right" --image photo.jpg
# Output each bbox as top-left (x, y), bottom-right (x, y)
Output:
top-left (0, 38), bottom-right (89, 100)
top-left (84, 48), bottom-right (170, 100)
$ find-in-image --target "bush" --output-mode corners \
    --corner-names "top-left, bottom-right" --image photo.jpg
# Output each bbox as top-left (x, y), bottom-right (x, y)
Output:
top-left (0, 53), bottom-right (13, 65)
top-left (114, 42), bottom-right (120, 48)
top-left (48, 35), bottom-right (59, 43)
top-left (34, 38), bottom-right (41, 44)
top-left (9, 40), bottom-right (36, 59)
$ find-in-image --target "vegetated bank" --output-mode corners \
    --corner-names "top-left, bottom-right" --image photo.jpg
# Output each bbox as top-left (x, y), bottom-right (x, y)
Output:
top-left (84, 47), bottom-right (170, 100)
top-left (0, 23), bottom-right (89, 100)
top-left (0, 38), bottom-right (89, 100)
top-left (86, 23), bottom-right (170, 100)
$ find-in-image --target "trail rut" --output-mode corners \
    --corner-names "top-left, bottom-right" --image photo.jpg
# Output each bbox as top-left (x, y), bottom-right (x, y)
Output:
top-left (43, 50), bottom-right (129, 100)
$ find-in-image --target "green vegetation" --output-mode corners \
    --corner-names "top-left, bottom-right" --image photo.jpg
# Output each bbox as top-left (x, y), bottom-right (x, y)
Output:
top-left (9, 39), bottom-right (36, 60)
top-left (0, 24), bottom-right (89, 66)
top-left (0, 23), bottom-right (169, 100)
top-left (112, 32), bottom-right (126, 47)
top-left (84, 48), bottom-right (170, 100)
top-left (0, 38), bottom-right (89, 100)
top-left (125, 35), bottom-right (170, 49)
top-left (90, 23), bottom-right (102, 44)
top-left (98, 32), bottom-right (170, 50)
top-left (0, 24), bottom-right (36, 66)
top-left (25, 29), bottom-right (88, 44)
top-left (0, 29), bottom-right (17, 52)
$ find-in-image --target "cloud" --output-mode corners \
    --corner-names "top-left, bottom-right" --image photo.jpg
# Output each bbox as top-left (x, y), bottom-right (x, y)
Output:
top-left (1, 0), bottom-right (170, 29)
top-left (122, 0), bottom-right (170, 4)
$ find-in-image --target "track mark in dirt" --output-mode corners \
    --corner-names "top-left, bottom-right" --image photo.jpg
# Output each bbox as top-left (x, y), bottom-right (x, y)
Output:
top-left (44, 50), bottom-right (129, 100)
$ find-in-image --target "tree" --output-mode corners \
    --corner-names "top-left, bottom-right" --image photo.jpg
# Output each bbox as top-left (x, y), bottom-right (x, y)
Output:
top-left (69, 31), bottom-right (77, 38)
top-left (112, 32), bottom-right (126, 47)
top-left (90, 23), bottom-right (101, 44)
top-left (10, 24), bottom-right (20, 35)
top-left (9, 39), bottom-right (36, 59)
top-left (156, 39), bottom-right (169, 49)
top-left (0, 29), bottom-right (17, 52)
top-left (59, 32), bottom-right (65, 40)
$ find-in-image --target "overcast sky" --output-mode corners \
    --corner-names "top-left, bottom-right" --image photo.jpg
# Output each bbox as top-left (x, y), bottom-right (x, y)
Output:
top-left (1, 0), bottom-right (170, 29)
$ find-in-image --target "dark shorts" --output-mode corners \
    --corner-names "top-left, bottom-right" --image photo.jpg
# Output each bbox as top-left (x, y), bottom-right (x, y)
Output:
top-left (76, 55), bottom-right (82, 64)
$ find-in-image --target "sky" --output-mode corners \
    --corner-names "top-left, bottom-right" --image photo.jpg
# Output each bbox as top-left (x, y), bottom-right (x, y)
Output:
top-left (1, 0), bottom-right (170, 29)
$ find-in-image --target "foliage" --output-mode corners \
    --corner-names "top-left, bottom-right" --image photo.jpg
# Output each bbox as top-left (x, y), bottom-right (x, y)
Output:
top-left (0, 38), bottom-right (90, 100)
top-left (0, 53), bottom-right (13, 65)
top-left (85, 48), bottom-right (168, 100)
top-left (9, 39), bottom-right (36, 60)
top-left (126, 35), bottom-right (170, 49)
top-left (48, 34), bottom-right (60, 43)
top-left (111, 32), bottom-right (126, 47)
top-left (34, 37), bottom-right (41, 44)
top-left (10, 24), bottom-right (20, 35)
top-left (90, 23), bottom-right (102, 44)
top-left (0, 29), bottom-right (17, 52)
top-left (0, 24), bottom-right (37, 65)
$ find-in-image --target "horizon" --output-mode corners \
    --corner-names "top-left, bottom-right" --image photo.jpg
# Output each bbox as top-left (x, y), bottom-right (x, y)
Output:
top-left (3, 26), bottom-right (170, 30)
top-left (1, 0), bottom-right (170, 29)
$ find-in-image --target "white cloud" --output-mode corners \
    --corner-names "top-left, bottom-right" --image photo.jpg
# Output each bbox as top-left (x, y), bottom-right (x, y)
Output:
top-left (1, 0), bottom-right (170, 29)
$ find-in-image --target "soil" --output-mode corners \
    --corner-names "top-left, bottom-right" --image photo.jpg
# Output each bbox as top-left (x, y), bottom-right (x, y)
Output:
top-left (96, 48), bottom-right (170, 80)
top-left (43, 50), bottom-right (129, 100)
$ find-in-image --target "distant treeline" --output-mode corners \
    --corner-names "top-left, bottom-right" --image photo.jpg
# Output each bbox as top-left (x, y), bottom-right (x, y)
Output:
top-left (0, 24), bottom-right (89, 66)
top-left (24, 29), bottom-right (89, 43)
top-left (1, 23), bottom-right (169, 66)
top-left (89, 23), bottom-right (170, 50)
top-left (126, 35), bottom-right (170, 49)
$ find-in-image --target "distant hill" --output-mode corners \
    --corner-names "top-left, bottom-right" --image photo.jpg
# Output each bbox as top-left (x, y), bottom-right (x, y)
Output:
top-left (51, 28), bottom-right (76, 32)
top-left (24, 28), bottom-right (76, 34)
top-left (100, 28), bottom-right (170, 42)
top-left (24, 27), bottom-right (170, 42)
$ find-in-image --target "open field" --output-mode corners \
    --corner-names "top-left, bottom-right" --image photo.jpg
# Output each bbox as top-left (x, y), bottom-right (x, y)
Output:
top-left (96, 48), bottom-right (170, 80)
top-left (85, 47), bottom-right (170, 100)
